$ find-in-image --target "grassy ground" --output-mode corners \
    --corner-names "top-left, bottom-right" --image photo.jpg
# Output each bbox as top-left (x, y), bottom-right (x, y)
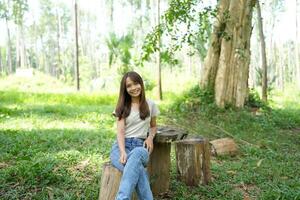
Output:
top-left (161, 87), bottom-right (300, 200)
top-left (1, 83), bottom-right (300, 199)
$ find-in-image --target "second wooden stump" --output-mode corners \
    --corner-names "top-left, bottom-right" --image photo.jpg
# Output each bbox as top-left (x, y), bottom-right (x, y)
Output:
top-left (175, 137), bottom-right (211, 186)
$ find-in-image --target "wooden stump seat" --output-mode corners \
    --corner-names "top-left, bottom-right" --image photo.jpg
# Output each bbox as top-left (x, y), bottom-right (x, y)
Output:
top-left (99, 126), bottom-right (211, 199)
top-left (175, 136), bottom-right (211, 186)
top-left (99, 163), bottom-right (138, 200)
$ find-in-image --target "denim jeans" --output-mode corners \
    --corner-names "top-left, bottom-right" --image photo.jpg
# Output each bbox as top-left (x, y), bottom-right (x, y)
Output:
top-left (110, 138), bottom-right (153, 200)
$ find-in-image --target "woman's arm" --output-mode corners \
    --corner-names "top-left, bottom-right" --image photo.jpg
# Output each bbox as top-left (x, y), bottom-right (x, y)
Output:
top-left (144, 116), bottom-right (157, 153)
top-left (149, 116), bottom-right (157, 139)
top-left (116, 118), bottom-right (127, 164)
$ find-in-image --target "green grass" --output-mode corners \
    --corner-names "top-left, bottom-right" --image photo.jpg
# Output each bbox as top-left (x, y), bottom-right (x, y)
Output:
top-left (0, 91), bottom-right (116, 199)
top-left (161, 87), bottom-right (300, 200)
top-left (1, 86), bottom-right (300, 199)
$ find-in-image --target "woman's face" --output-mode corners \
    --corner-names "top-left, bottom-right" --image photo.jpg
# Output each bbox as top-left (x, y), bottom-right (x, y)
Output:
top-left (125, 77), bottom-right (142, 98)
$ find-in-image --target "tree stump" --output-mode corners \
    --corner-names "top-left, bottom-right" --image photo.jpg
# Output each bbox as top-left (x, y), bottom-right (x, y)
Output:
top-left (99, 162), bottom-right (137, 200)
top-left (175, 137), bottom-right (211, 186)
top-left (148, 126), bottom-right (186, 196)
top-left (99, 126), bottom-right (187, 199)
top-left (148, 142), bottom-right (171, 195)
top-left (210, 138), bottom-right (238, 156)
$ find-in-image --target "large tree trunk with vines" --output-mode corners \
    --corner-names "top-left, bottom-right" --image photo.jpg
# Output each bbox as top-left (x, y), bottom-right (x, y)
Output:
top-left (200, 0), bottom-right (256, 108)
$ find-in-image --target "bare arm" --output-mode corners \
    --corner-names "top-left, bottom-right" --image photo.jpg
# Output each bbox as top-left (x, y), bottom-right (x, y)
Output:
top-left (144, 116), bottom-right (157, 153)
top-left (116, 118), bottom-right (127, 164)
top-left (149, 116), bottom-right (157, 139)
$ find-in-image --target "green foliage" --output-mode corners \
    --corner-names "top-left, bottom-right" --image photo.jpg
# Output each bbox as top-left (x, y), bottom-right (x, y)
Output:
top-left (105, 32), bottom-right (134, 75)
top-left (12, 0), bottom-right (28, 25)
top-left (245, 88), bottom-right (266, 108)
top-left (0, 1), bottom-right (9, 19)
top-left (171, 85), bottom-right (215, 113)
top-left (143, 77), bottom-right (156, 92)
top-left (141, 0), bottom-right (215, 63)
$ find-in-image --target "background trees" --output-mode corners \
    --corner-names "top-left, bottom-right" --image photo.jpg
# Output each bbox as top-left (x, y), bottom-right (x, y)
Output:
top-left (0, 0), bottom-right (298, 103)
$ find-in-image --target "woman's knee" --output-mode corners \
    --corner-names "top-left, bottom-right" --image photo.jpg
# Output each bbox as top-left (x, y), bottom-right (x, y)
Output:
top-left (131, 147), bottom-right (149, 164)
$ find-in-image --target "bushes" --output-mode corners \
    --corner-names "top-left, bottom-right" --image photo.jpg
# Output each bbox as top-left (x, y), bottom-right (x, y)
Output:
top-left (171, 85), bottom-right (215, 112)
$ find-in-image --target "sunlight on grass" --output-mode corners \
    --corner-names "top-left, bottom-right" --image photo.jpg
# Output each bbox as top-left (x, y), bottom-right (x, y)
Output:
top-left (1, 76), bottom-right (300, 199)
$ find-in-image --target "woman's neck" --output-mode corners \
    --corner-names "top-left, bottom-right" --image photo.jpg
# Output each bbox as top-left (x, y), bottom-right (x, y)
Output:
top-left (131, 97), bottom-right (140, 104)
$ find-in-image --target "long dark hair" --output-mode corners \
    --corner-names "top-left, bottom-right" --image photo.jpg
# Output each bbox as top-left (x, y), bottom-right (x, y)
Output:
top-left (115, 71), bottom-right (150, 120)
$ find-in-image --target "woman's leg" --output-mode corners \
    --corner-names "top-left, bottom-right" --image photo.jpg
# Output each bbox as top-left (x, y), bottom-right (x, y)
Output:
top-left (135, 168), bottom-right (153, 200)
top-left (110, 142), bottom-right (127, 172)
top-left (116, 147), bottom-right (151, 200)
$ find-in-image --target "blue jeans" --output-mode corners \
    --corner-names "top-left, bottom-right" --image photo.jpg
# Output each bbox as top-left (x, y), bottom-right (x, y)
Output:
top-left (110, 138), bottom-right (153, 200)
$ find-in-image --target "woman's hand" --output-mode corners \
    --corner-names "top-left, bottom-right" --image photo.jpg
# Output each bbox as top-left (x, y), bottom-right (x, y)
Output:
top-left (144, 137), bottom-right (154, 154)
top-left (119, 151), bottom-right (127, 164)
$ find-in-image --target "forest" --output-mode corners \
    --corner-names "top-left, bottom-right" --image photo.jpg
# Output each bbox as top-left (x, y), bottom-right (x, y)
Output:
top-left (0, 0), bottom-right (300, 199)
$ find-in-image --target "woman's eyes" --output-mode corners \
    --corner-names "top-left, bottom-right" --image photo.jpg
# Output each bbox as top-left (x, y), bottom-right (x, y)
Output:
top-left (126, 82), bottom-right (138, 88)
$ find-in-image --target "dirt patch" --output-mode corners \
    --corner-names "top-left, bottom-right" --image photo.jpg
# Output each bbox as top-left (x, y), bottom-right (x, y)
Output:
top-left (290, 127), bottom-right (300, 134)
top-left (233, 183), bottom-right (260, 200)
top-left (0, 162), bottom-right (9, 169)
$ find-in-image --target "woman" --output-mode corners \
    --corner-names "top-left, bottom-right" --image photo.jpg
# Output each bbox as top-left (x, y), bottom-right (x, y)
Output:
top-left (110, 71), bottom-right (159, 200)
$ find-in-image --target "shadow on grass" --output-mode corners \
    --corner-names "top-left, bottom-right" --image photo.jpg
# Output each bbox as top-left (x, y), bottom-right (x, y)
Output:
top-left (0, 128), bottom-right (116, 199)
top-left (0, 103), bottom-right (114, 121)
top-left (0, 90), bottom-right (117, 106)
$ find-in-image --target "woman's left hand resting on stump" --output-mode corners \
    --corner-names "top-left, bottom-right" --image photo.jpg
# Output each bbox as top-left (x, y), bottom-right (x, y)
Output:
top-left (144, 137), bottom-right (154, 154)
top-left (144, 116), bottom-right (157, 154)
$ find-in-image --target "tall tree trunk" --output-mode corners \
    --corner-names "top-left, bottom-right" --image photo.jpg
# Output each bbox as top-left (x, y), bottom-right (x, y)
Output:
top-left (16, 25), bottom-right (20, 69)
top-left (20, 24), bottom-right (26, 68)
top-left (5, 17), bottom-right (12, 74)
top-left (200, 0), bottom-right (256, 108)
top-left (56, 8), bottom-right (61, 78)
top-left (296, 0), bottom-right (300, 88)
top-left (0, 48), bottom-right (2, 74)
top-left (256, 0), bottom-right (268, 102)
top-left (157, 0), bottom-right (162, 100)
top-left (74, 0), bottom-right (80, 91)
top-left (107, 0), bottom-right (114, 32)
top-left (279, 45), bottom-right (284, 91)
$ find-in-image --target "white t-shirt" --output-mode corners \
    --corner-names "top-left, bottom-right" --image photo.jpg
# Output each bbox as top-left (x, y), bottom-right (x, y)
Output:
top-left (124, 99), bottom-right (160, 139)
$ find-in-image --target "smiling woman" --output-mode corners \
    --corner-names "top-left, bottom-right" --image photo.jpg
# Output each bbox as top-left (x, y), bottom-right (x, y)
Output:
top-left (109, 71), bottom-right (160, 200)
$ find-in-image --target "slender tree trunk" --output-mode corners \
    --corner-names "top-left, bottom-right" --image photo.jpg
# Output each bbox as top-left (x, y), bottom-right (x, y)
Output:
top-left (107, 0), bottom-right (114, 32)
top-left (39, 36), bottom-right (45, 72)
top-left (74, 0), bottom-right (80, 90)
top-left (16, 25), bottom-right (20, 69)
top-left (56, 8), bottom-right (61, 78)
top-left (33, 19), bottom-right (38, 70)
top-left (20, 24), bottom-right (26, 68)
top-left (157, 0), bottom-right (162, 100)
top-left (5, 17), bottom-right (12, 74)
top-left (200, 0), bottom-right (256, 108)
top-left (274, 43), bottom-right (279, 88)
top-left (296, 0), bottom-right (300, 88)
top-left (280, 46), bottom-right (284, 91)
top-left (0, 48), bottom-right (2, 74)
top-left (279, 45), bottom-right (284, 90)
top-left (256, 0), bottom-right (268, 102)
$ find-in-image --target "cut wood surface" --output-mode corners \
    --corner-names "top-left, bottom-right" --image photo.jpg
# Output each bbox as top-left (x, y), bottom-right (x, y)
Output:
top-left (156, 126), bottom-right (188, 143)
top-left (210, 138), bottom-right (238, 156)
